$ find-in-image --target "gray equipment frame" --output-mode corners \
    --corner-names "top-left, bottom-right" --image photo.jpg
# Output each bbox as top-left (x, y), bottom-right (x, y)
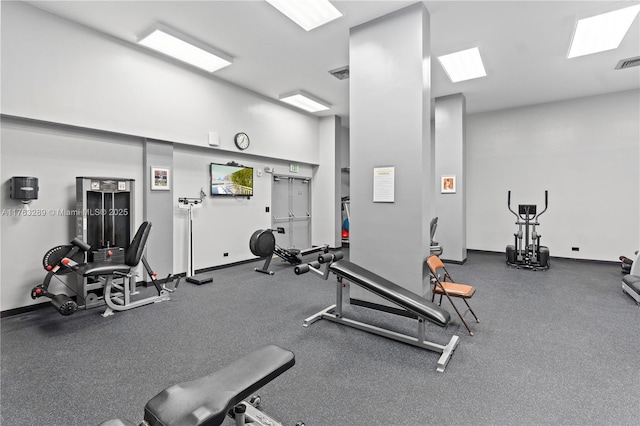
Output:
top-left (75, 176), bottom-right (135, 308)
top-left (233, 399), bottom-right (286, 426)
top-left (101, 270), bottom-right (172, 317)
top-left (302, 261), bottom-right (459, 373)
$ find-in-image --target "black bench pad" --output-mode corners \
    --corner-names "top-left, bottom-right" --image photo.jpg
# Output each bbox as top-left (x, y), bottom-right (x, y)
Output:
top-left (329, 260), bottom-right (451, 327)
top-left (623, 274), bottom-right (640, 293)
top-left (98, 420), bottom-right (136, 426)
top-left (77, 263), bottom-right (131, 277)
top-left (143, 345), bottom-right (295, 426)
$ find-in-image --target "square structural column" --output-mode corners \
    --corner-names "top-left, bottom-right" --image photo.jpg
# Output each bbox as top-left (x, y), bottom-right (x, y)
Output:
top-left (313, 115), bottom-right (343, 249)
top-left (349, 3), bottom-right (432, 307)
top-left (435, 94), bottom-right (467, 263)
top-left (143, 139), bottom-right (174, 280)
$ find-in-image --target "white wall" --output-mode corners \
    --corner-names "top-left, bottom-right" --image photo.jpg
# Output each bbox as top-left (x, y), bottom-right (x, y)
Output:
top-left (0, 118), bottom-right (145, 312)
top-left (466, 90), bottom-right (640, 261)
top-left (434, 94), bottom-right (467, 262)
top-left (2, 1), bottom-right (637, 314)
top-left (1, 1), bottom-right (319, 164)
top-left (0, 1), bottom-right (322, 312)
top-left (172, 145), bottom-right (314, 273)
top-left (312, 116), bottom-right (342, 248)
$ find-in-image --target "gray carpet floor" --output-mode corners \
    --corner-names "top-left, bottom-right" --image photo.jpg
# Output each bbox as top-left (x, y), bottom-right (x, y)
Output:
top-left (1, 251), bottom-right (639, 425)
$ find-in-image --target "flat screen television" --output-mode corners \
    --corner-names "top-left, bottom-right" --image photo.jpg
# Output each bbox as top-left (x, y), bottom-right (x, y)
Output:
top-left (210, 163), bottom-right (254, 197)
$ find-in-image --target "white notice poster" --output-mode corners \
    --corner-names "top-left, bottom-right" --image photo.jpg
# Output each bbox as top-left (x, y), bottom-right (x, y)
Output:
top-left (373, 166), bottom-right (395, 203)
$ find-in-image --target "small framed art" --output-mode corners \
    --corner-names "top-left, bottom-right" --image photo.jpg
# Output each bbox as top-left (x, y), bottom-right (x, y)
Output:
top-left (151, 166), bottom-right (170, 191)
top-left (441, 175), bottom-right (456, 194)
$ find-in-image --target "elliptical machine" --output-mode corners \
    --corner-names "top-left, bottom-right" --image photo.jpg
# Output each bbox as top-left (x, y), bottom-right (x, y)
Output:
top-left (506, 190), bottom-right (550, 270)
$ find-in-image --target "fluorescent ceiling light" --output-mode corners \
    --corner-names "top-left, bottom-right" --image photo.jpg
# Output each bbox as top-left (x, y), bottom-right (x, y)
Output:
top-left (138, 24), bottom-right (233, 72)
top-left (279, 91), bottom-right (330, 112)
top-left (568, 5), bottom-right (640, 58)
top-left (266, 0), bottom-right (342, 31)
top-left (437, 47), bottom-right (487, 83)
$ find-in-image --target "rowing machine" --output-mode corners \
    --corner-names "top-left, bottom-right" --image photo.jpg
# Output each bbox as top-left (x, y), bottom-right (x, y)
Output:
top-left (250, 228), bottom-right (328, 275)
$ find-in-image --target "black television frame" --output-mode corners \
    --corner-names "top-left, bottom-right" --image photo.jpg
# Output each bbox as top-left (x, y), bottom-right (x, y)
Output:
top-left (210, 162), bottom-right (254, 197)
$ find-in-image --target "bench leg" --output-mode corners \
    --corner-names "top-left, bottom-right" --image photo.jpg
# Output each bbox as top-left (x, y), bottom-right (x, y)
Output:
top-left (436, 335), bottom-right (459, 373)
top-left (234, 401), bottom-right (284, 426)
top-left (234, 405), bottom-right (246, 426)
top-left (305, 304), bottom-right (460, 372)
top-left (304, 305), bottom-right (336, 327)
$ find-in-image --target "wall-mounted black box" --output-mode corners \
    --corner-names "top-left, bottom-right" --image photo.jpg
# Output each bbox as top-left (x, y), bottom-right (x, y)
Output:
top-left (10, 176), bottom-right (39, 201)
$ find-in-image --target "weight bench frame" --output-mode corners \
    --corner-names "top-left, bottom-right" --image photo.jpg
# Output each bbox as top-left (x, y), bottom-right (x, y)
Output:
top-left (301, 255), bottom-right (459, 373)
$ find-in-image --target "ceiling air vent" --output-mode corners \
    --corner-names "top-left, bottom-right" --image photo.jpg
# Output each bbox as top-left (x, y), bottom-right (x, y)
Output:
top-left (329, 66), bottom-right (349, 80)
top-left (615, 56), bottom-right (640, 69)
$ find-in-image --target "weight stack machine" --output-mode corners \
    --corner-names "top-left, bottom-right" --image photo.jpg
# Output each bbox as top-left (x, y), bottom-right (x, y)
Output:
top-left (74, 177), bottom-right (135, 308)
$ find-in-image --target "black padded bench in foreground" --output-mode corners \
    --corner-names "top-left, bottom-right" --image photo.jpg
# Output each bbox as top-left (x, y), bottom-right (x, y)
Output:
top-left (99, 345), bottom-right (297, 426)
top-left (296, 254), bottom-right (460, 373)
top-left (622, 274), bottom-right (640, 305)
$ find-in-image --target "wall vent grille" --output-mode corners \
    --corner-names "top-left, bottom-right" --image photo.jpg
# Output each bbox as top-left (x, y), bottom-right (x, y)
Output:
top-left (329, 66), bottom-right (349, 80)
top-left (615, 56), bottom-right (640, 69)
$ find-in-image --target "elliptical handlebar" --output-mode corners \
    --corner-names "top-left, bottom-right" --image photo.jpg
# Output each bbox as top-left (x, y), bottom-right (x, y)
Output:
top-left (507, 190), bottom-right (519, 220)
top-left (535, 190), bottom-right (549, 220)
top-left (508, 190), bottom-right (549, 221)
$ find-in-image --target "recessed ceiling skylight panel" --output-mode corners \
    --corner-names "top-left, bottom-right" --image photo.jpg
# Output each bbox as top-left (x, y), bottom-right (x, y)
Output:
top-left (437, 47), bottom-right (487, 83)
top-left (568, 4), bottom-right (640, 58)
top-left (279, 90), bottom-right (331, 113)
top-left (138, 23), bottom-right (233, 73)
top-left (265, 0), bottom-right (343, 31)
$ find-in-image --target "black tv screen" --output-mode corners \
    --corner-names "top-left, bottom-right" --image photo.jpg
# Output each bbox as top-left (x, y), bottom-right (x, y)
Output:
top-left (210, 163), bottom-right (254, 196)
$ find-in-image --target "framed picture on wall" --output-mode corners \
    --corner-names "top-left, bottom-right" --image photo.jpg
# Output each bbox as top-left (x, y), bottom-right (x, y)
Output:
top-left (151, 166), bottom-right (170, 191)
top-left (441, 175), bottom-right (456, 194)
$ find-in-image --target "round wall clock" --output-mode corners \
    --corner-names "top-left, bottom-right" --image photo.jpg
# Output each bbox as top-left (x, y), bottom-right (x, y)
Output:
top-left (234, 132), bottom-right (250, 150)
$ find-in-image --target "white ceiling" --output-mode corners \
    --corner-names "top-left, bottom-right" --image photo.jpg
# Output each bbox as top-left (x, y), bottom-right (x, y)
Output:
top-left (25, 0), bottom-right (640, 116)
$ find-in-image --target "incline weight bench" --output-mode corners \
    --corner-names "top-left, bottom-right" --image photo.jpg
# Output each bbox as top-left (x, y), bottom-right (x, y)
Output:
top-left (99, 345), bottom-right (303, 426)
top-left (295, 252), bottom-right (460, 372)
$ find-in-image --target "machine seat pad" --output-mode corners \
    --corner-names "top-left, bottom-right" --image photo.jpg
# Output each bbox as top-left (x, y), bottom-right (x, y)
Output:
top-left (79, 262), bottom-right (131, 277)
top-left (144, 345), bottom-right (295, 426)
top-left (623, 275), bottom-right (640, 293)
top-left (328, 260), bottom-right (451, 327)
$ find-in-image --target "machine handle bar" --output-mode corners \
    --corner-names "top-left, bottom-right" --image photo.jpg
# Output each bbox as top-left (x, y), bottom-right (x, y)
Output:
top-left (508, 190), bottom-right (548, 220)
top-left (507, 190), bottom-right (519, 220)
top-left (71, 238), bottom-right (91, 252)
top-left (318, 251), bottom-right (344, 264)
top-left (535, 190), bottom-right (549, 220)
